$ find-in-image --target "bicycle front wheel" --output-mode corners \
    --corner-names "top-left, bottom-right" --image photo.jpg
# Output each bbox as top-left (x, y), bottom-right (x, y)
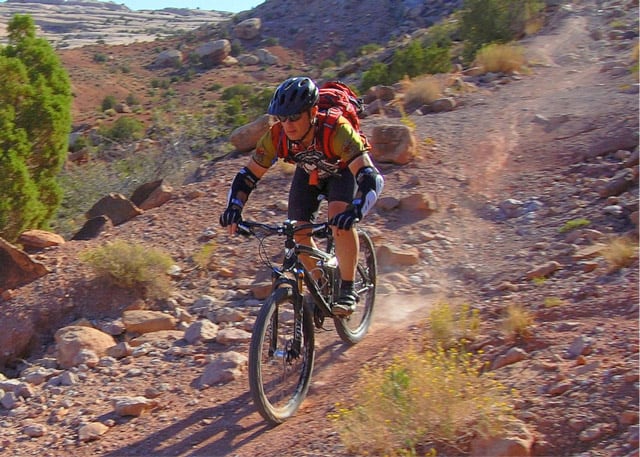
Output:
top-left (248, 287), bottom-right (315, 425)
top-left (335, 229), bottom-right (377, 344)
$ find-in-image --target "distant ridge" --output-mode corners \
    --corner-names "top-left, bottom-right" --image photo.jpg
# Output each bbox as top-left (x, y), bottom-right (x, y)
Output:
top-left (6, 0), bottom-right (130, 11)
top-left (0, 0), bottom-right (232, 48)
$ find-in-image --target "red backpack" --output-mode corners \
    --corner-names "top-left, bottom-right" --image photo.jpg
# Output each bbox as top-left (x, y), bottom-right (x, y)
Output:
top-left (273, 81), bottom-right (370, 163)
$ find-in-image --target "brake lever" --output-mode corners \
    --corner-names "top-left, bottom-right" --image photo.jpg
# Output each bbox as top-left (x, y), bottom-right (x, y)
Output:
top-left (236, 222), bottom-right (252, 237)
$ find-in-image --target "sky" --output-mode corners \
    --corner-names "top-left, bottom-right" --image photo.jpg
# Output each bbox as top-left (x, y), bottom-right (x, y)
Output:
top-left (117, 0), bottom-right (264, 13)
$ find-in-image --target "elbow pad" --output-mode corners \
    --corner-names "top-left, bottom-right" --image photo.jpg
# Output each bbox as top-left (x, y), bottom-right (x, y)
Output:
top-left (352, 166), bottom-right (384, 217)
top-left (227, 166), bottom-right (260, 209)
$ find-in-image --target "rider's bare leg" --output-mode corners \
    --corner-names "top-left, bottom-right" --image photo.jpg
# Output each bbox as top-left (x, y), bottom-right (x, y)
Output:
top-left (294, 223), bottom-right (320, 280)
top-left (328, 201), bottom-right (359, 283)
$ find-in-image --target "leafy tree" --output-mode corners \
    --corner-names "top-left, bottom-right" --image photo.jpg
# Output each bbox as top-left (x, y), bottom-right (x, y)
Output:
top-left (0, 15), bottom-right (72, 241)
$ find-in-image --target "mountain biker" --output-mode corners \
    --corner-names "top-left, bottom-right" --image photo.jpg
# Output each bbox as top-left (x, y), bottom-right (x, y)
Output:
top-left (219, 76), bottom-right (384, 316)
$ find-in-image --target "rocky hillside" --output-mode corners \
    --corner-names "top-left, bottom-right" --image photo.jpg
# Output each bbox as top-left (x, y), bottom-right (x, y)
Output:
top-left (0, 0), bottom-right (638, 456)
top-left (1, 0), bottom-right (463, 56)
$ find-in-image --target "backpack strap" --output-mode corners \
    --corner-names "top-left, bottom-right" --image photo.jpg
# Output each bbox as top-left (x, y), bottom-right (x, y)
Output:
top-left (271, 122), bottom-right (290, 161)
top-left (317, 108), bottom-right (341, 162)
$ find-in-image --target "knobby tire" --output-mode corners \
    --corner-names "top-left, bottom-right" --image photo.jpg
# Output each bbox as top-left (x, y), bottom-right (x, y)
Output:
top-left (248, 287), bottom-right (315, 425)
top-left (334, 229), bottom-right (377, 344)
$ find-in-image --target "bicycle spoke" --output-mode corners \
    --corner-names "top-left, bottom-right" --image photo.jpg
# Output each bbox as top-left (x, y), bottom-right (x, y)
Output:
top-left (334, 230), bottom-right (377, 344)
top-left (249, 288), bottom-right (315, 424)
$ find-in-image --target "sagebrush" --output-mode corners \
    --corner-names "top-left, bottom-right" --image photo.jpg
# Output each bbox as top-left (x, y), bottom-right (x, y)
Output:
top-left (80, 240), bottom-right (174, 298)
top-left (332, 345), bottom-right (517, 456)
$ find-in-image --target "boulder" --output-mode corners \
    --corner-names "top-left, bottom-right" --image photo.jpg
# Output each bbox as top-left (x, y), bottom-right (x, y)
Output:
top-left (230, 114), bottom-right (274, 152)
top-left (130, 180), bottom-right (173, 210)
top-left (195, 39), bottom-right (231, 68)
top-left (17, 230), bottom-right (65, 251)
top-left (0, 237), bottom-right (50, 292)
top-left (370, 124), bottom-right (416, 165)
top-left (86, 193), bottom-right (143, 226)
top-left (71, 215), bottom-right (113, 241)
top-left (255, 48), bottom-right (278, 65)
top-left (54, 326), bottom-right (116, 369)
top-left (154, 49), bottom-right (182, 68)
top-left (237, 53), bottom-right (260, 65)
top-left (234, 18), bottom-right (261, 40)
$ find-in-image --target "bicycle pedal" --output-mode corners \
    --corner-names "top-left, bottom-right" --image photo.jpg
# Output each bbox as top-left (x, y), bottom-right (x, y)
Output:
top-left (313, 312), bottom-right (325, 329)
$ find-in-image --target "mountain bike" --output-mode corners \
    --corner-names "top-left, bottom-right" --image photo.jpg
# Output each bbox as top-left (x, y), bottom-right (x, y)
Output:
top-left (237, 219), bottom-right (377, 425)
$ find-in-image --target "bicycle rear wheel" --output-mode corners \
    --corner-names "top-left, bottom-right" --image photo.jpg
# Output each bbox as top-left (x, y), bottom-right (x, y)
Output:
top-left (248, 287), bottom-right (315, 425)
top-left (335, 229), bottom-right (377, 344)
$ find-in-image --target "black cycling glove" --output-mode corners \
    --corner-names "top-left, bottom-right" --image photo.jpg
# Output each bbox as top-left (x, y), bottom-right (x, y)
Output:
top-left (219, 166), bottom-right (259, 228)
top-left (219, 205), bottom-right (243, 227)
top-left (330, 204), bottom-right (362, 230)
top-left (330, 165), bottom-right (383, 230)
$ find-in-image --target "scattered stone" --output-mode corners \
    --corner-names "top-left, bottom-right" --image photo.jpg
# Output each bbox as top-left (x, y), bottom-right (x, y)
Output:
top-left (184, 319), bottom-right (219, 344)
top-left (199, 352), bottom-right (247, 387)
top-left (122, 310), bottom-right (177, 334)
top-left (54, 326), bottom-right (116, 369)
top-left (112, 396), bottom-right (158, 417)
top-left (78, 422), bottom-right (109, 442)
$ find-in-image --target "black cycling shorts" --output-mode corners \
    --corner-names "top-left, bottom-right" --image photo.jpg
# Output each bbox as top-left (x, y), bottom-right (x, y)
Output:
top-left (288, 166), bottom-right (356, 222)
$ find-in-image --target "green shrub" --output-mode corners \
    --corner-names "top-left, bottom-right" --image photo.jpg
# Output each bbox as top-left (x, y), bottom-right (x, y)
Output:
top-left (80, 240), bottom-right (173, 298)
top-left (360, 62), bottom-right (393, 92)
top-left (99, 116), bottom-right (144, 141)
top-left (389, 41), bottom-right (451, 81)
top-left (125, 93), bottom-right (140, 106)
top-left (220, 84), bottom-right (253, 101)
top-left (217, 85), bottom-right (272, 130)
top-left (359, 43), bottom-right (382, 56)
top-left (460, 0), bottom-right (543, 61)
top-left (360, 40), bottom-right (451, 92)
top-left (320, 59), bottom-right (336, 69)
top-left (192, 241), bottom-right (218, 270)
top-left (101, 95), bottom-right (117, 112)
top-left (93, 52), bottom-right (108, 63)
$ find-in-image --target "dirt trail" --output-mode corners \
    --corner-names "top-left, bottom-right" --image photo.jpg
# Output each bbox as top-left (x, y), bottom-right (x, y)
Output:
top-left (1, 0), bottom-right (637, 456)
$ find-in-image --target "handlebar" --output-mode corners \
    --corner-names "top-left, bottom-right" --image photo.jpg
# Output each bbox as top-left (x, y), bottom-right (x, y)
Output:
top-left (236, 220), bottom-right (331, 239)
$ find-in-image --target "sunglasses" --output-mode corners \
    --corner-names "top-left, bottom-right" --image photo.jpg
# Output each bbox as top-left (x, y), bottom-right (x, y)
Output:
top-left (277, 112), bottom-right (303, 123)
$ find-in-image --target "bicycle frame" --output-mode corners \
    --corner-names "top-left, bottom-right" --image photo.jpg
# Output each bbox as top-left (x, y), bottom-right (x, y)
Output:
top-left (240, 219), bottom-right (338, 318)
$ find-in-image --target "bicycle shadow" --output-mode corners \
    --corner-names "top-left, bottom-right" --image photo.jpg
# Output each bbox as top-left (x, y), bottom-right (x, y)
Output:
top-left (101, 390), bottom-right (271, 457)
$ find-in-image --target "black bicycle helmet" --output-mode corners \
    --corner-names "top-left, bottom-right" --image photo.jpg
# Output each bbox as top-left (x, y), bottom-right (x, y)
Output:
top-left (267, 77), bottom-right (319, 116)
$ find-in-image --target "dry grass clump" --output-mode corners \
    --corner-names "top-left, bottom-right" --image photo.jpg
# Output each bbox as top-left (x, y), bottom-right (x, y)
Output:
top-left (331, 302), bottom-right (517, 456)
top-left (80, 240), bottom-right (174, 298)
top-left (601, 235), bottom-right (638, 272)
top-left (473, 43), bottom-right (526, 74)
top-left (501, 303), bottom-right (534, 339)
top-left (192, 241), bottom-right (219, 270)
top-left (331, 346), bottom-right (516, 456)
top-left (428, 302), bottom-right (480, 348)
top-left (402, 75), bottom-right (444, 108)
